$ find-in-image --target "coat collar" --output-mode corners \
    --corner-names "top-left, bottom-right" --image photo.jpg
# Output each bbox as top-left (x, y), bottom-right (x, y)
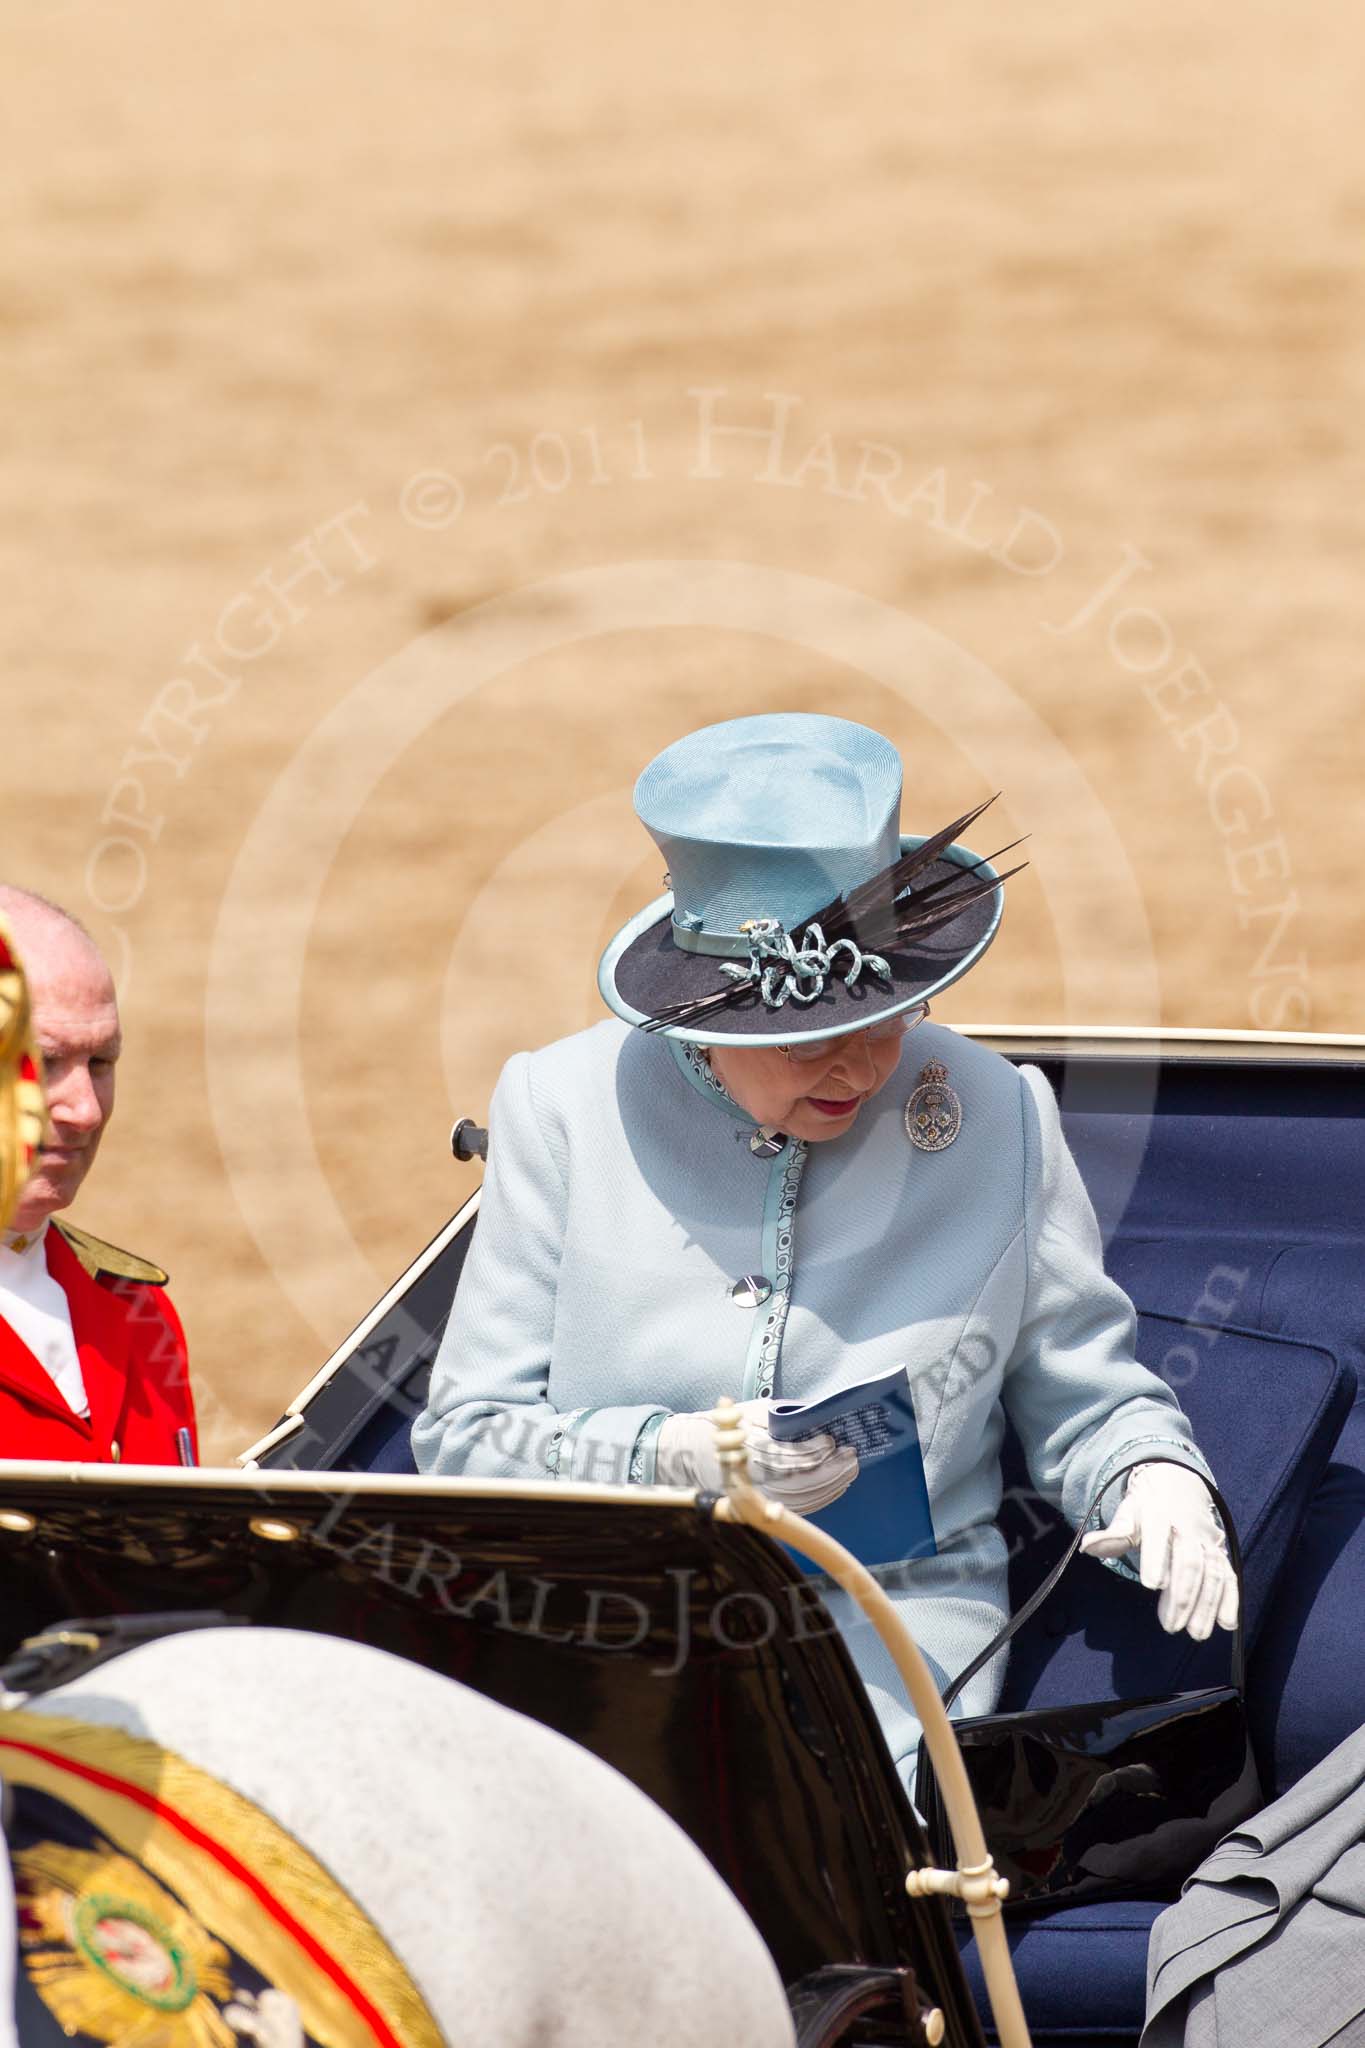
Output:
top-left (666, 1039), bottom-right (753, 1126)
top-left (45, 1229), bottom-right (132, 1444)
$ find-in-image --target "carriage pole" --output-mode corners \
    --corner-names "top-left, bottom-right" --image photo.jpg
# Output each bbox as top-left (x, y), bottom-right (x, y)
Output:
top-left (710, 1397), bottom-right (1033, 2048)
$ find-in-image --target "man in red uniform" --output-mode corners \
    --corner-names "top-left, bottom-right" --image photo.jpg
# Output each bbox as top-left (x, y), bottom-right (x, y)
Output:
top-left (0, 888), bottom-right (196, 1464)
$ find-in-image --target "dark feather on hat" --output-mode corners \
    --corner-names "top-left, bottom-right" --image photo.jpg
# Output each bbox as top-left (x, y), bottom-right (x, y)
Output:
top-left (641, 796), bottom-right (1028, 1032)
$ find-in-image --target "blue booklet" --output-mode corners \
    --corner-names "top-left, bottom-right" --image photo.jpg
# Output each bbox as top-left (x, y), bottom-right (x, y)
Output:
top-left (767, 1365), bottom-right (937, 1576)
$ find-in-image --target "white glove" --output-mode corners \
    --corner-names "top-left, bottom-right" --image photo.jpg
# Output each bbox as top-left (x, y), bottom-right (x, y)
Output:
top-left (223, 1991), bottom-right (306, 2048)
top-left (656, 1399), bottom-right (859, 1513)
top-left (1079, 1463), bottom-right (1239, 1640)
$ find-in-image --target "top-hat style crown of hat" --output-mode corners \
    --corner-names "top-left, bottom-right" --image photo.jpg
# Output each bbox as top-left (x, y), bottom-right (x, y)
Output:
top-left (599, 711), bottom-right (1024, 1046)
top-left (635, 714), bottom-right (904, 950)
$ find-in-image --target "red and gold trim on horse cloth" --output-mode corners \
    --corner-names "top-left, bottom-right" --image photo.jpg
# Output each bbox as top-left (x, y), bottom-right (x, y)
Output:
top-left (0, 1709), bottom-right (443, 2048)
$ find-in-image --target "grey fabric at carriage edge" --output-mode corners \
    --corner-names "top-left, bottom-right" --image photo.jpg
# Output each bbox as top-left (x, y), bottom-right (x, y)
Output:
top-left (1142, 1722), bottom-right (1365, 2048)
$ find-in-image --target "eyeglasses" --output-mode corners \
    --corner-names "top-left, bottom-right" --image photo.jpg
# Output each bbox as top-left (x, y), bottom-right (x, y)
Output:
top-left (778, 1001), bottom-right (930, 1064)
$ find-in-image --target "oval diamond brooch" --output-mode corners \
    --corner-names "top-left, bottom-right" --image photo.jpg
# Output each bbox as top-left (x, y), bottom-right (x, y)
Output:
top-left (905, 1060), bottom-right (962, 1152)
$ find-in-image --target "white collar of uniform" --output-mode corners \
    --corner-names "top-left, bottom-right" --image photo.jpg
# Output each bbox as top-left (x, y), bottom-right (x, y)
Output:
top-left (0, 1218), bottom-right (50, 1265)
top-left (0, 1218), bottom-right (90, 1418)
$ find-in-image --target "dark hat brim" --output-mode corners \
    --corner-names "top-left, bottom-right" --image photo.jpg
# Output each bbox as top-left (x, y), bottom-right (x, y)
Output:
top-left (598, 837), bottom-right (1004, 1046)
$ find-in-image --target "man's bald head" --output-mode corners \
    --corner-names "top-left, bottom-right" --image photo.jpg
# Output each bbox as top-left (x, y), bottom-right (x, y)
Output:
top-left (0, 886), bottom-right (94, 952)
top-left (0, 888), bottom-right (120, 1235)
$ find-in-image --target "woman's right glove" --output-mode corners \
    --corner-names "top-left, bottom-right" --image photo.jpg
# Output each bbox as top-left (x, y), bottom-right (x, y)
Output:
top-left (655, 1399), bottom-right (859, 1512)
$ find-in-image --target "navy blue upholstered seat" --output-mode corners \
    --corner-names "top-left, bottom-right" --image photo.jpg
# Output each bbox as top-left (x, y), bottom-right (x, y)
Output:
top-left (996, 1315), bottom-right (1351, 1714)
top-left (962, 1061), bottom-right (1365, 2044)
top-left (959, 1898), bottom-right (1165, 2046)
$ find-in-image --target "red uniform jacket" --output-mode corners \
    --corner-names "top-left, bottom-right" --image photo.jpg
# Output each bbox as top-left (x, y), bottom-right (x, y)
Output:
top-left (0, 1223), bottom-right (197, 1464)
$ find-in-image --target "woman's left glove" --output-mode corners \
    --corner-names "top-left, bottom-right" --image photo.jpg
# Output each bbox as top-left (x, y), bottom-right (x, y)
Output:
top-left (1078, 1463), bottom-right (1239, 1640)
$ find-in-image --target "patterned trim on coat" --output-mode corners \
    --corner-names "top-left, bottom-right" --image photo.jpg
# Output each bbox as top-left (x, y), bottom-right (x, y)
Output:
top-left (742, 1139), bottom-right (809, 1402)
top-left (546, 1406), bottom-right (592, 1479)
top-left (628, 1411), bottom-right (669, 1485)
top-left (681, 1042), bottom-right (733, 1104)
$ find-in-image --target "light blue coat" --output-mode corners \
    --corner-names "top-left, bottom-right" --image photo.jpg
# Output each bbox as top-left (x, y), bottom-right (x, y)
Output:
top-left (413, 1019), bottom-right (1212, 1789)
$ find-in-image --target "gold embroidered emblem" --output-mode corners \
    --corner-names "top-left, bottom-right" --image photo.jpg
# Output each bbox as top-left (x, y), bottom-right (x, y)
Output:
top-left (16, 1838), bottom-right (241, 2045)
top-left (1, 1709), bottom-right (442, 2048)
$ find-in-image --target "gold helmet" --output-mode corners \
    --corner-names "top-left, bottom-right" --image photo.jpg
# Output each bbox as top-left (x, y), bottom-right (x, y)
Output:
top-left (0, 913), bottom-right (46, 1232)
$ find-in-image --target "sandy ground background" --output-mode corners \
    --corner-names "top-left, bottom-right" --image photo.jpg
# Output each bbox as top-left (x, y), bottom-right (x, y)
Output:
top-left (3, 2), bottom-right (1363, 1458)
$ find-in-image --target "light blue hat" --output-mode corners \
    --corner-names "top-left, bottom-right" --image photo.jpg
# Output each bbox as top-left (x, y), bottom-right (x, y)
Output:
top-left (598, 712), bottom-right (1016, 1046)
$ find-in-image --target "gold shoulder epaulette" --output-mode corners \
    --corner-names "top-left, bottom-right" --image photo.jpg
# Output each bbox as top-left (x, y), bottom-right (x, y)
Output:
top-left (54, 1219), bottom-right (169, 1287)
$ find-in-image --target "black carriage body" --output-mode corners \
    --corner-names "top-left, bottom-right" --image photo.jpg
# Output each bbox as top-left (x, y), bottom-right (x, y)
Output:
top-left (0, 1467), bottom-right (979, 2046)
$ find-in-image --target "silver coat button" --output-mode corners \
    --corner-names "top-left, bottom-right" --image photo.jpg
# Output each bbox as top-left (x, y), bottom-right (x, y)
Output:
top-left (749, 1125), bottom-right (786, 1158)
top-left (730, 1274), bottom-right (773, 1308)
